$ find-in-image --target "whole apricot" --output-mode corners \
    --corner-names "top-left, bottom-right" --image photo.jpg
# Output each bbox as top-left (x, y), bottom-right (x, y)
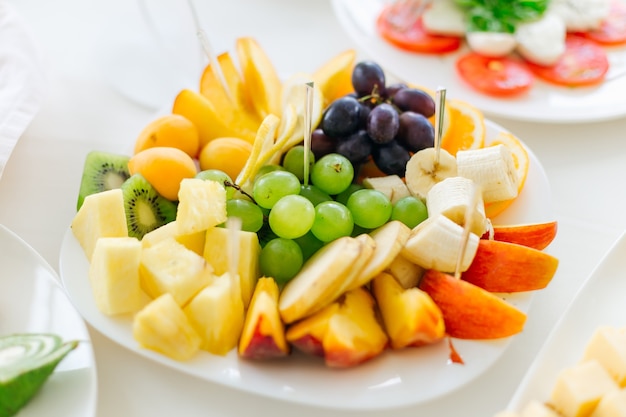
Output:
top-left (134, 114), bottom-right (200, 158)
top-left (198, 137), bottom-right (252, 180)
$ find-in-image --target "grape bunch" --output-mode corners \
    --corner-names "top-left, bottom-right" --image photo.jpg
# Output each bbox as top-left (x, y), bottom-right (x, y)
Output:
top-left (312, 61), bottom-right (436, 177)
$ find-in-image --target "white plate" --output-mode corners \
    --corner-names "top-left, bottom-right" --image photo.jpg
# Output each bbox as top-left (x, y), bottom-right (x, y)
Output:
top-left (0, 225), bottom-right (97, 417)
top-left (59, 120), bottom-right (553, 410)
top-left (507, 230), bottom-right (626, 411)
top-left (331, 0), bottom-right (626, 124)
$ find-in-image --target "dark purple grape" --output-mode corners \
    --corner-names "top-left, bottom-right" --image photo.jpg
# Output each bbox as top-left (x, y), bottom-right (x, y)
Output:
top-left (320, 96), bottom-right (361, 138)
top-left (384, 82), bottom-right (409, 99)
top-left (366, 103), bottom-right (399, 144)
top-left (372, 140), bottom-right (411, 177)
top-left (358, 102), bottom-right (372, 129)
top-left (396, 111), bottom-right (435, 153)
top-left (310, 128), bottom-right (338, 160)
top-left (352, 61), bottom-right (386, 97)
top-left (335, 130), bottom-right (374, 166)
top-left (392, 88), bottom-right (436, 118)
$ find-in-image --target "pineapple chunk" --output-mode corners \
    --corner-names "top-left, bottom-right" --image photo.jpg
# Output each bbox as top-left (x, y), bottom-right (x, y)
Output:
top-left (203, 227), bottom-right (261, 308)
top-left (140, 237), bottom-right (213, 306)
top-left (133, 293), bottom-right (201, 361)
top-left (590, 389), bottom-right (626, 417)
top-left (184, 272), bottom-right (244, 356)
top-left (582, 326), bottom-right (626, 387)
top-left (71, 188), bottom-right (128, 261)
top-left (550, 360), bottom-right (619, 417)
top-left (176, 178), bottom-right (227, 235)
top-left (89, 237), bottom-right (144, 315)
top-left (141, 220), bottom-right (206, 256)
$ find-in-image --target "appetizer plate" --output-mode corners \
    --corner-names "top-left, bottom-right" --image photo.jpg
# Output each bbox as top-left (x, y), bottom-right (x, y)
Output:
top-left (507, 230), bottom-right (626, 410)
top-left (0, 225), bottom-right (97, 417)
top-left (331, 0), bottom-right (626, 124)
top-left (59, 120), bottom-right (553, 410)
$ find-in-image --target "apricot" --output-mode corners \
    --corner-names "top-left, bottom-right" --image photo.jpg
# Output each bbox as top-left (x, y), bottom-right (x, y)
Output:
top-left (134, 114), bottom-right (200, 158)
top-left (198, 137), bottom-right (252, 181)
top-left (128, 147), bottom-right (198, 201)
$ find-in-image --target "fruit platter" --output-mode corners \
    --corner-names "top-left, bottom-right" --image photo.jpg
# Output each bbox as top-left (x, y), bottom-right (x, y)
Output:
top-left (331, 0), bottom-right (626, 123)
top-left (59, 37), bottom-right (558, 409)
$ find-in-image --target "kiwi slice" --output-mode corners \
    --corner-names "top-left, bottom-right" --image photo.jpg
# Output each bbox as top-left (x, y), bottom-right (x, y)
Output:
top-left (0, 334), bottom-right (78, 417)
top-left (121, 174), bottom-right (177, 239)
top-left (77, 150), bottom-right (131, 210)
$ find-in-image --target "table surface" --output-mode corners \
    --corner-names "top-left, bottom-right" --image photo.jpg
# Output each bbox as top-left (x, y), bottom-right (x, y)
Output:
top-left (3, 0), bottom-right (626, 416)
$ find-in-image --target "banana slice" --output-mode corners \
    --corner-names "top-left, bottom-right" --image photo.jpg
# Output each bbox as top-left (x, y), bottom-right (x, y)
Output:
top-left (362, 175), bottom-right (411, 204)
top-left (456, 144), bottom-right (519, 203)
top-left (401, 214), bottom-right (479, 273)
top-left (427, 176), bottom-right (488, 236)
top-left (404, 147), bottom-right (458, 200)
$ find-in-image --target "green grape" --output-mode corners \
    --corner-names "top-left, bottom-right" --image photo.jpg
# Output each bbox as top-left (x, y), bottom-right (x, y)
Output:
top-left (391, 196), bottom-right (428, 229)
top-left (346, 189), bottom-right (392, 229)
top-left (294, 231), bottom-right (325, 261)
top-left (253, 170), bottom-right (301, 209)
top-left (254, 164), bottom-right (284, 182)
top-left (259, 238), bottom-right (303, 285)
top-left (195, 169), bottom-right (235, 199)
top-left (311, 201), bottom-right (354, 242)
top-left (282, 145), bottom-right (315, 183)
top-left (310, 153), bottom-right (354, 195)
top-left (299, 184), bottom-right (332, 206)
top-left (335, 183), bottom-right (364, 205)
top-left (225, 198), bottom-right (264, 233)
top-left (268, 194), bottom-right (315, 239)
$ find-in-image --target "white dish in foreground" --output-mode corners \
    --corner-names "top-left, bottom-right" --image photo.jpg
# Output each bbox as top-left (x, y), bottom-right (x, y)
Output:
top-left (331, 0), bottom-right (626, 124)
top-left (507, 230), bottom-right (626, 411)
top-left (59, 120), bottom-right (553, 410)
top-left (0, 224), bottom-right (97, 417)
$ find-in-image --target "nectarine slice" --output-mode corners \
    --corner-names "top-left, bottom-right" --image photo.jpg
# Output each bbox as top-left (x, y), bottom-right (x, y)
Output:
top-left (461, 239), bottom-right (559, 292)
top-left (419, 270), bottom-right (526, 339)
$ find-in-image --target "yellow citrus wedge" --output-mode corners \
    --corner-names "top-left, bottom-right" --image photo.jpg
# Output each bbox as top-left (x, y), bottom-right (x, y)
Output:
top-left (311, 49), bottom-right (357, 106)
top-left (440, 99), bottom-right (485, 156)
top-left (236, 37), bottom-right (282, 120)
top-left (484, 131), bottom-right (530, 219)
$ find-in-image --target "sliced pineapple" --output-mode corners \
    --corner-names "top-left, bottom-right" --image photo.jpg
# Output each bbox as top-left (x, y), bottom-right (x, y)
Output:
top-left (203, 227), bottom-right (261, 308)
top-left (139, 237), bottom-right (213, 306)
top-left (133, 293), bottom-right (201, 361)
top-left (71, 188), bottom-right (128, 261)
top-left (176, 178), bottom-right (227, 235)
top-left (141, 220), bottom-right (206, 256)
top-left (89, 236), bottom-right (144, 315)
top-left (184, 272), bottom-right (244, 356)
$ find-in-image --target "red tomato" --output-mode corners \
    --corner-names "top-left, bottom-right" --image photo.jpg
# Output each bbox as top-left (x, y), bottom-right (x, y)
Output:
top-left (455, 53), bottom-right (534, 97)
top-left (525, 36), bottom-right (609, 87)
top-left (579, 0), bottom-right (626, 45)
top-left (376, 5), bottom-right (462, 54)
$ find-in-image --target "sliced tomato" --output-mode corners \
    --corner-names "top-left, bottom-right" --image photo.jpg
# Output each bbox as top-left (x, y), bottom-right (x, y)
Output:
top-left (376, 5), bottom-right (462, 54)
top-left (579, 0), bottom-right (626, 45)
top-left (455, 53), bottom-right (534, 97)
top-left (525, 35), bottom-right (609, 87)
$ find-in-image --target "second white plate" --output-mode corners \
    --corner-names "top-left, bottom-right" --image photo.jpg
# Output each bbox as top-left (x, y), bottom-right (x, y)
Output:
top-left (59, 120), bottom-right (554, 410)
top-left (331, 0), bottom-right (626, 124)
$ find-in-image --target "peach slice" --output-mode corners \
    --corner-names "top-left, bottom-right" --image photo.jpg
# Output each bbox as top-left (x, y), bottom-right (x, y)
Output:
top-left (418, 270), bottom-right (527, 339)
top-left (239, 277), bottom-right (289, 360)
top-left (371, 272), bottom-right (445, 350)
top-left (286, 287), bottom-right (388, 368)
top-left (236, 37), bottom-right (282, 120)
top-left (461, 239), bottom-right (559, 293)
top-left (484, 221), bottom-right (558, 250)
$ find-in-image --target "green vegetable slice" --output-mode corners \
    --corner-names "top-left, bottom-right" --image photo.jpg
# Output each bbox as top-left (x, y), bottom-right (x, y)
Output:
top-left (454, 0), bottom-right (549, 33)
top-left (0, 334), bottom-right (78, 417)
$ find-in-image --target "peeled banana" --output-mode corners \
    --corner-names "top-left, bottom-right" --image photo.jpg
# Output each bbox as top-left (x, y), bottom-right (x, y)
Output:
top-left (404, 147), bottom-right (458, 200)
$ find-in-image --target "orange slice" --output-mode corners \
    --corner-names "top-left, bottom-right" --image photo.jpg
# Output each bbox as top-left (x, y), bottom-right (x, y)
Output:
top-left (440, 99), bottom-right (485, 156)
top-left (312, 49), bottom-right (357, 106)
top-left (484, 131), bottom-right (530, 219)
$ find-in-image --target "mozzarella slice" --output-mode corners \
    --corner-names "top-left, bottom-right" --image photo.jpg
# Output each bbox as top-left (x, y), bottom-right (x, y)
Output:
top-left (466, 32), bottom-right (517, 57)
top-left (422, 0), bottom-right (466, 36)
top-left (516, 13), bottom-right (566, 66)
top-left (548, 0), bottom-right (611, 32)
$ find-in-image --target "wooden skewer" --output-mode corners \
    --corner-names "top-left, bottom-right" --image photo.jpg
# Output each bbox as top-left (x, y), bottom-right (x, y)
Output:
top-left (303, 82), bottom-right (315, 186)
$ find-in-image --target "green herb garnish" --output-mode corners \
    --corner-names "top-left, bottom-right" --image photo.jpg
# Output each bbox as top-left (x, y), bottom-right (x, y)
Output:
top-left (454, 0), bottom-right (549, 33)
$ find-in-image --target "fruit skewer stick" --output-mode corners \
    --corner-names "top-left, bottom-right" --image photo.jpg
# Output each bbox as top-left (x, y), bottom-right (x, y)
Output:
top-left (303, 81), bottom-right (315, 186)
top-left (433, 86), bottom-right (447, 167)
top-left (185, 0), bottom-right (234, 103)
top-left (454, 182), bottom-right (481, 280)
top-left (227, 217), bottom-right (242, 299)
